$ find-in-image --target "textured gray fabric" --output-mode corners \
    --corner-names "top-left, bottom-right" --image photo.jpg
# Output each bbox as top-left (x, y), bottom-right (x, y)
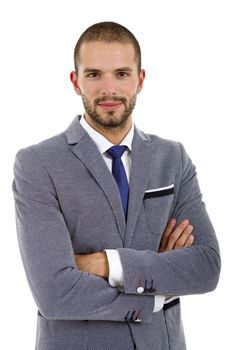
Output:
top-left (12, 115), bottom-right (220, 349)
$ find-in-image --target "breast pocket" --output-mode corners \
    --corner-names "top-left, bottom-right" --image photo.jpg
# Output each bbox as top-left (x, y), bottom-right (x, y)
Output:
top-left (143, 187), bottom-right (174, 235)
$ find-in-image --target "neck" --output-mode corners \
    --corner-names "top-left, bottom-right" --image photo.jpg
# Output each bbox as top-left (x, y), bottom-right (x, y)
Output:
top-left (84, 114), bottom-right (133, 145)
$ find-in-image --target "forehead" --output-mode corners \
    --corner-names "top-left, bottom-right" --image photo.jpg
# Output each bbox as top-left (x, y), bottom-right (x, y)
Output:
top-left (78, 41), bottom-right (137, 71)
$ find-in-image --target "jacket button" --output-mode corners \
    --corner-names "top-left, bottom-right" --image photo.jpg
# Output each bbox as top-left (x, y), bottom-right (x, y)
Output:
top-left (137, 287), bottom-right (144, 294)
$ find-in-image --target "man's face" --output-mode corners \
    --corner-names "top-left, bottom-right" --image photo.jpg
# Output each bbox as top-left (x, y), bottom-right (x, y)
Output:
top-left (71, 41), bottom-right (145, 130)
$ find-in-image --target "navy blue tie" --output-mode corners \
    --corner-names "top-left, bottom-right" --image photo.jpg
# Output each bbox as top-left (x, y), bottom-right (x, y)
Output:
top-left (107, 146), bottom-right (129, 218)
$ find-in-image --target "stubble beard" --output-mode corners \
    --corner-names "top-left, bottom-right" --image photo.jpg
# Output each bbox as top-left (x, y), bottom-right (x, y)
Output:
top-left (81, 94), bottom-right (137, 130)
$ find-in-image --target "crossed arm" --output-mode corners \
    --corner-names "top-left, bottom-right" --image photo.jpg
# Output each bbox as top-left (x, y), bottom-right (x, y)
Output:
top-left (13, 146), bottom-right (220, 321)
top-left (75, 218), bottom-right (194, 279)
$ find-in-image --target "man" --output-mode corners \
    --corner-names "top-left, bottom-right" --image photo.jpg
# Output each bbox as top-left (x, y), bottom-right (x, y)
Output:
top-left (13, 22), bottom-right (220, 350)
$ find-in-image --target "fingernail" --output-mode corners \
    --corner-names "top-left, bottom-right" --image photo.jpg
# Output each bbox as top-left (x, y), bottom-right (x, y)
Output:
top-left (170, 218), bottom-right (176, 224)
top-left (183, 220), bottom-right (189, 225)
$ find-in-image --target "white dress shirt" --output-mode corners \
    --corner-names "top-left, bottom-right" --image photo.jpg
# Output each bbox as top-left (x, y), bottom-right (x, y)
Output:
top-left (80, 116), bottom-right (166, 312)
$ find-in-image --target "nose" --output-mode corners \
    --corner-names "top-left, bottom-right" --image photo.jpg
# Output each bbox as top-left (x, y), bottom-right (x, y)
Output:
top-left (100, 76), bottom-right (117, 96)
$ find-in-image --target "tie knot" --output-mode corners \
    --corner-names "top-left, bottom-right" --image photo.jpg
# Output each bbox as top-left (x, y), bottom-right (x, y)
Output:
top-left (107, 145), bottom-right (127, 159)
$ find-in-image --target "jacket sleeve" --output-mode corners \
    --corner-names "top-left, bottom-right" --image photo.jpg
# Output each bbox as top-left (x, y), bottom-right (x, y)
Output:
top-left (12, 147), bottom-right (154, 322)
top-left (117, 143), bottom-right (221, 297)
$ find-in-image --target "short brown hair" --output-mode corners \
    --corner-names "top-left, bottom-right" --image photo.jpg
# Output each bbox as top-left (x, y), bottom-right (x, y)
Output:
top-left (74, 21), bottom-right (141, 73)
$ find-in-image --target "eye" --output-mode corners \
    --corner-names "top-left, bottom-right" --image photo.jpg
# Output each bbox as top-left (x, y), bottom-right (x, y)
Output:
top-left (87, 72), bottom-right (100, 79)
top-left (116, 71), bottom-right (130, 78)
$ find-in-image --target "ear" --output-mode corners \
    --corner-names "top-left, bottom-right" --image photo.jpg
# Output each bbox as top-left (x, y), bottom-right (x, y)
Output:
top-left (137, 69), bottom-right (146, 94)
top-left (70, 71), bottom-right (81, 95)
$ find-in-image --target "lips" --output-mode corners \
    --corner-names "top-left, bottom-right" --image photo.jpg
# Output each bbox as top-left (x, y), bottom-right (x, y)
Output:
top-left (98, 101), bottom-right (122, 107)
top-left (97, 101), bottom-right (122, 110)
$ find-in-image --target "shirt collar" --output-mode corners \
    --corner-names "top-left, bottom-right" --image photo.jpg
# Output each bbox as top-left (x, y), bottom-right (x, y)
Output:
top-left (80, 115), bottom-right (134, 154)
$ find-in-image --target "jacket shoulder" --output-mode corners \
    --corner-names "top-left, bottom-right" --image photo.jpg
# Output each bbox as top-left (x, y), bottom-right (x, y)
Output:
top-left (15, 131), bottom-right (68, 163)
top-left (139, 129), bottom-right (182, 153)
top-left (137, 128), bottom-right (190, 168)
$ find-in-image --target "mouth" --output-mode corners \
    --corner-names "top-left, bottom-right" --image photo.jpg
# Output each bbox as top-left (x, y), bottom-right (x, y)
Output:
top-left (97, 101), bottom-right (122, 110)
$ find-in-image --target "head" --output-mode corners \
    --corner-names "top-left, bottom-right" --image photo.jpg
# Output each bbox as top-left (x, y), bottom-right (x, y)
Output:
top-left (70, 22), bottom-right (145, 132)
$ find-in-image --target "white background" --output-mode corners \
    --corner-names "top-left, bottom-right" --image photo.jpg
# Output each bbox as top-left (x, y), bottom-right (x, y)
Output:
top-left (0, 0), bottom-right (232, 348)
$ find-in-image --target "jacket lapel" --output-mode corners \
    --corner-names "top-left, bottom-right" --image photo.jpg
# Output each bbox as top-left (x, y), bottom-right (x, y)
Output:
top-left (65, 116), bottom-right (126, 242)
top-left (124, 127), bottom-right (153, 247)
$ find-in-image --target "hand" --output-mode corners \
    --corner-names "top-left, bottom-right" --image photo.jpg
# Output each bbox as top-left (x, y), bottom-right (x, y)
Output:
top-left (75, 252), bottom-right (109, 279)
top-left (159, 219), bottom-right (194, 253)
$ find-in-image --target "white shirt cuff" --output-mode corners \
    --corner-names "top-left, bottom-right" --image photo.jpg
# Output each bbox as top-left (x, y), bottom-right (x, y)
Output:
top-left (164, 296), bottom-right (179, 304)
top-left (105, 249), bottom-right (124, 287)
top-left (153, 295), bottom-right (166, 312)
top-left (153, 296), bottom-right (179, 312)
top-left (105, 249), bottom-right (174, 313)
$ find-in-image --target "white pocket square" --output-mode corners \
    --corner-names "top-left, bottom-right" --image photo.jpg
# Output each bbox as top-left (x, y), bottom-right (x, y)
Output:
top-left (144, 184), bottom-right (174, 199)
top-left (145, 184), bottom-right (174, 193)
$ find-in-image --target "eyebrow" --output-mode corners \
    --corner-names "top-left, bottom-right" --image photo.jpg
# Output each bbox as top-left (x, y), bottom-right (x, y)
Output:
top-left (83, 67), bottom-right (133, 73)
top-left (83, 68), bottom-right (101, 73)
top-left (115, 67), bottom-right (133, 72)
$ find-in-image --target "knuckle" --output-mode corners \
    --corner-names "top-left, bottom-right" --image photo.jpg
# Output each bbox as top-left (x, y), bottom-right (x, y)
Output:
top-left (169, 235), bottom-right (177, 244)
top-left (173, 232), bottom-right (182, 241)
top-left (181, 220), bottom-right (189, 226)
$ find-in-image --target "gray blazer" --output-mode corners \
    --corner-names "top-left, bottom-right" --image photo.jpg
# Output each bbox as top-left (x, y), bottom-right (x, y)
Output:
top-left (12, 116), bottom-right (220, 350)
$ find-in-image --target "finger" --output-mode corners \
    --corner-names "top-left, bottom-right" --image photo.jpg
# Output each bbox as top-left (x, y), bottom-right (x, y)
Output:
top-left (160, 219), bottom-right (188, 252)
top-left (166, 220), bottom-right (190, 250)
top-left (75, 255), bottom-right (85, 269)
top-left (174, 224), bottom-right (193, 249)
top-left (159, 218), bottom-right (176, 250)
top-left (184, 234), bottom-right (194, 247)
